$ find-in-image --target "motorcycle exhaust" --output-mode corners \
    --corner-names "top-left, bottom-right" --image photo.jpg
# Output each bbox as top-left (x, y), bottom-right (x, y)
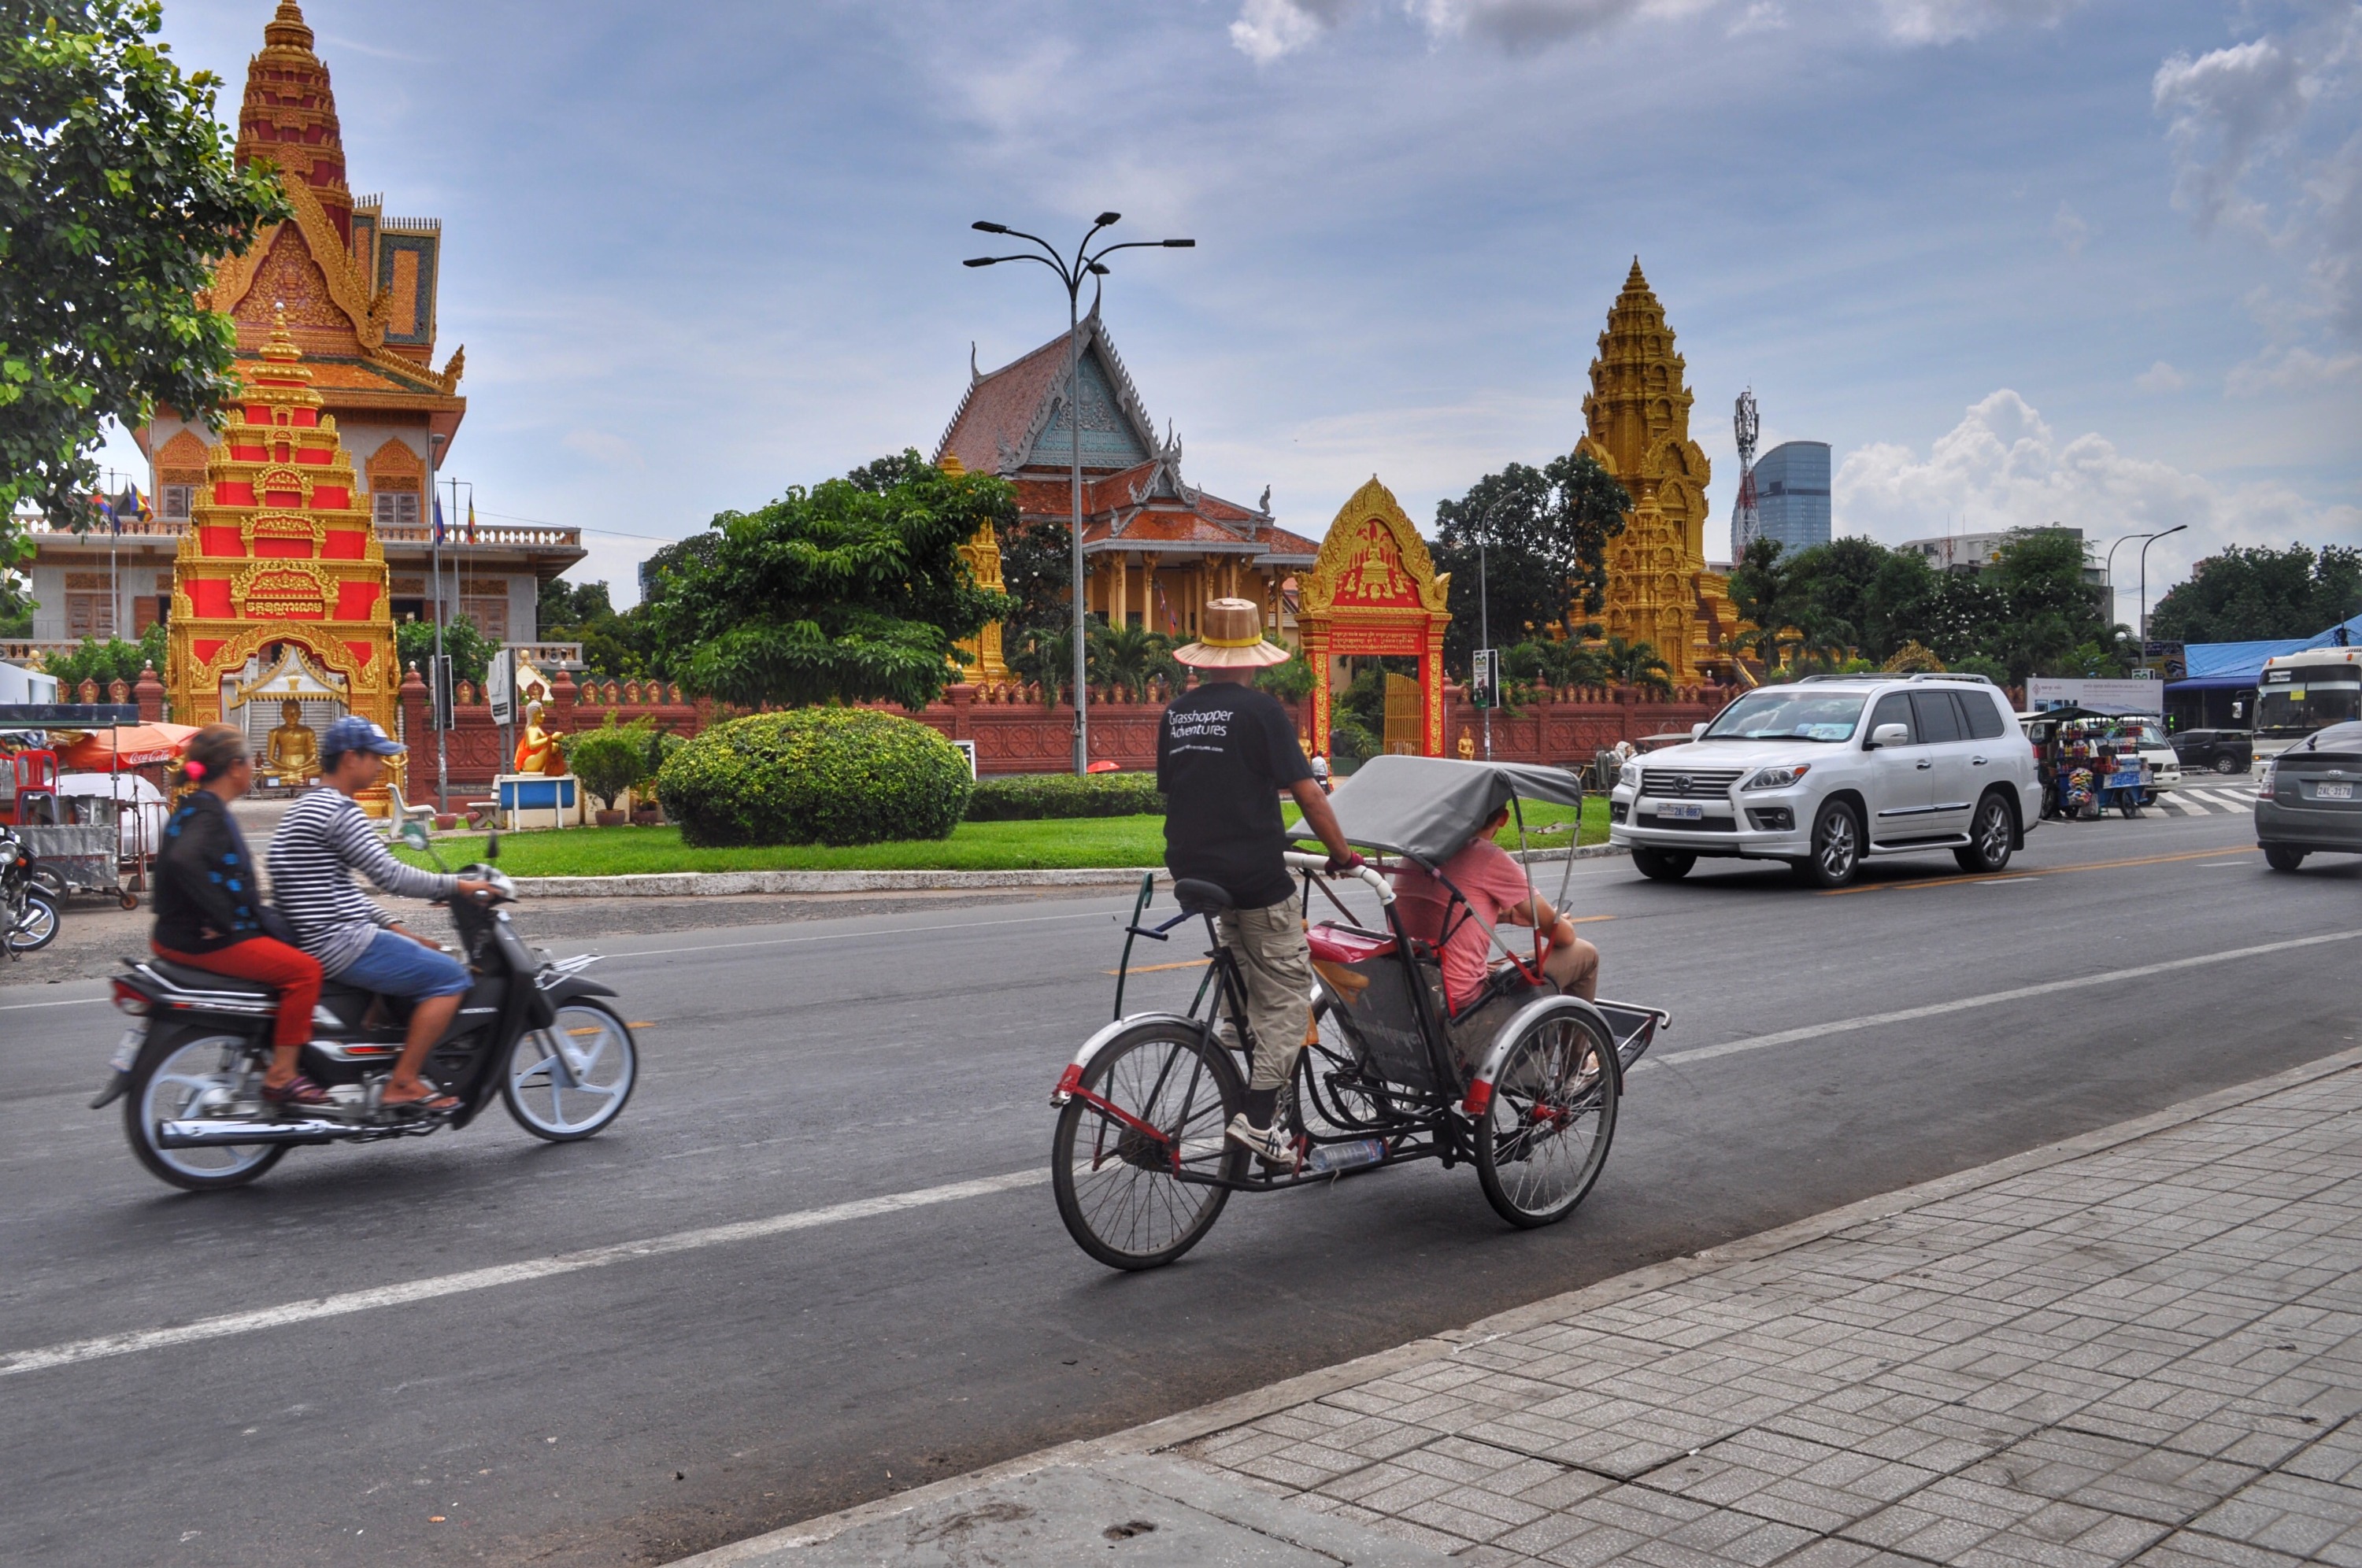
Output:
top-left (155, 1117), bottom-right (359, 1148)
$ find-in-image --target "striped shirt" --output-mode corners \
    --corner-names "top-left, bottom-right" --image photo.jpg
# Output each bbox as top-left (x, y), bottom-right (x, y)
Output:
top-left (267, 788), bottom-right (457, 977)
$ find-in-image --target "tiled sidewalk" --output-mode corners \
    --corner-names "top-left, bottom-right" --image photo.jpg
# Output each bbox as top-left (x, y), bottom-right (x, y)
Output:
top-left (1178, 1066), bottom-right (2362, 1567)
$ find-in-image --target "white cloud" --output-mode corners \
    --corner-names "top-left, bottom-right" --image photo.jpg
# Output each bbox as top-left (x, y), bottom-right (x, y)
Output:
top-left (2225, 343), bottom-right (2362, 394)
top-left (1875, 0), bottom-right (2084, 46)
top-left (1406, 0), bottom-right (1656, 50)
top-left (2135, 360), bottom-right (2189, 392)
top-left (2153, 35), bottom-right (2307, 234)
top-left (2052, 199), bottom-right (2090, 257)
top-left (562, 430), bottom-right (646, 472)
top-left (1229, 0), bottom-right (1359, 61)
top-left (1728, 1), bottom-right (1786, 36)
top-left (1834, 390), bottom-right (2360, 596)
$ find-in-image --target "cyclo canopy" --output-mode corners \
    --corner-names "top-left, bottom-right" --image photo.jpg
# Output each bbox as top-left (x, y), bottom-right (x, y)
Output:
top-left (1294, 754), bottom-right (1586, 869)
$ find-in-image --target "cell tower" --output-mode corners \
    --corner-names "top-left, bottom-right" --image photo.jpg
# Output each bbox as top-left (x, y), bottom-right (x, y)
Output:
top-left (1731, 386), bottom-right (1761, 561)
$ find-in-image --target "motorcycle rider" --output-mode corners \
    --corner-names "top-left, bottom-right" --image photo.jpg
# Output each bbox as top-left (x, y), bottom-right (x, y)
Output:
top-left (148, 724), bottom-right (331, 1108)
top-left (267, 716), bottom-right (491, 1114)
top-left (1158, 598), bottom-right (1359, 1163)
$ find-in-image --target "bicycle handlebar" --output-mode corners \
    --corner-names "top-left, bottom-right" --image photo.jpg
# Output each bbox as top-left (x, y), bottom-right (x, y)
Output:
top-left (1283, 851), bottom-right (1395, 905)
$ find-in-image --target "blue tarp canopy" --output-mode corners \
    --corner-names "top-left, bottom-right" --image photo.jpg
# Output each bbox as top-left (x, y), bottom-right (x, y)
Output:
top-left (2168, 613), bottom-right (2362, 694)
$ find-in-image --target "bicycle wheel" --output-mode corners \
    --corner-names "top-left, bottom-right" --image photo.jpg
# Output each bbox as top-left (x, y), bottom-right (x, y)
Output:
top-left (1297, 998), bottom-right (1395, 1135)
top-left (1473, 1007), bottom-right (1617, 1229)
top-left (1053, 1020), bottom-right (1242, 1270)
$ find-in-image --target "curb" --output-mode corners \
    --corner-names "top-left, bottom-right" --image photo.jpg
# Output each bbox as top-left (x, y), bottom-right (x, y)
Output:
top-left (672, 1040), bottom-right (2362, 1564)
top-left (508, 843), bottom-right (1631, 898)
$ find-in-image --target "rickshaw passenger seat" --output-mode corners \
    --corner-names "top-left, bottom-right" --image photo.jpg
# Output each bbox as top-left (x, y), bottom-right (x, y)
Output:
top-left (1171, 878), bottom-right (1233, 916)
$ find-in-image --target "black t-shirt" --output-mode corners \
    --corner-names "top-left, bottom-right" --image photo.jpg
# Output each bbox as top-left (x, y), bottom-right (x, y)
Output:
top-left (1157, 681), bottom-right (1315, 910)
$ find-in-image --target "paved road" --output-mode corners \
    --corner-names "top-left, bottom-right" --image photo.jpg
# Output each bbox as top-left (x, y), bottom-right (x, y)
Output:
top-left (2, 808), bottom-right (2353, 1566)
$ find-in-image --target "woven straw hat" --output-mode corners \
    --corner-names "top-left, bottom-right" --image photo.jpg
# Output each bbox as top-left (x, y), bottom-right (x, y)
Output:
top-left (1173, 597), bottom-right (1290, 668)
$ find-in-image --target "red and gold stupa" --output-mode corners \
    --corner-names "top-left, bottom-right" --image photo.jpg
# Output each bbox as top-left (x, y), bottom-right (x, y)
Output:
top-left (168, 312), bottom-right (398, 806)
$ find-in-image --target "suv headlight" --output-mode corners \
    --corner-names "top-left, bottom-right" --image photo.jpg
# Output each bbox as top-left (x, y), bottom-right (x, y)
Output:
top-left (1742, 764), bottom-right (1811, 790)
top-left (1617, 760), bottom-right (1641, 790)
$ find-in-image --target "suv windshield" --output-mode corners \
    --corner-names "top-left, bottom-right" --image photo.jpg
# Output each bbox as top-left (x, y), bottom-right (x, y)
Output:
top-left (1702, 689), bottom-right (1867, 743)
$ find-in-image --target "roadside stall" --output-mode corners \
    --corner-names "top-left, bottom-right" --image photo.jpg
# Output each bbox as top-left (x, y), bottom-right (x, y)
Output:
top-left (2038, 712), bottom-right (2153, 819)
top-left (46, 719), bottom-right (197, 900)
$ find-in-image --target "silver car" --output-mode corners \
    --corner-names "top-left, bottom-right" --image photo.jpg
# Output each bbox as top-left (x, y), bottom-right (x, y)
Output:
top-left (2256, 720), bottom-right (2362, 872)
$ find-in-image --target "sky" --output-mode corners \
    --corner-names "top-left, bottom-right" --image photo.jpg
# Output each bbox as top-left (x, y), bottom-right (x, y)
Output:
top-left (106, 0), bottom-right (2362, 622)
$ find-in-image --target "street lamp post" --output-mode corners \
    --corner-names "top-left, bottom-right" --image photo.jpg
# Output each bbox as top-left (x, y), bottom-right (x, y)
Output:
top-left (2101, 531), bottom-right (2144, 632)
top-left (428, 431), bottom-right (448, 814)
top-left (964, 216), bottom-right (1194, 776)
top-left (2138, 523), bottom-right (2188, 647)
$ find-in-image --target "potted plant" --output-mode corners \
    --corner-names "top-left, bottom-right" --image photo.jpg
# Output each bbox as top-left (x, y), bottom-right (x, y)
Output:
top-left (567, 715), bottom-right (653, 828)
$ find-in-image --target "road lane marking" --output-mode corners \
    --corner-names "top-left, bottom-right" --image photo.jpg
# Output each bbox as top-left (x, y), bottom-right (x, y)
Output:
top-left (0, 1167), bottom-right (1050, 1380)
top-left (1638, 929), bottom-right (2362, 1074)
top-left (1107, 959), bottom-right (1212, 975)
top-left (1822, 845), bottom-right (2255, 896)
top-left (596, 907), bottom-right (1121, 963)
top-left (0, 995), bottom-right (106, 1012)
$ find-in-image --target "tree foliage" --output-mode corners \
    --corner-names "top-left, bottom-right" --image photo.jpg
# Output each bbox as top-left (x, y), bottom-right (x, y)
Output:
top-left (642, 450), bottom-right (1015, 710)
top-left (2147, 544), bottom-right (2362, 645)
top-left (38, 619), bottom-right (163, 689)
top-left (394, 613), bottom-right (494, 688)
top-left (1431, 452), bottom-right (1631, 670)
top-left (0, 0), bottom-right (288, 551)
top-left (537, 577), bottom-right (653, 679)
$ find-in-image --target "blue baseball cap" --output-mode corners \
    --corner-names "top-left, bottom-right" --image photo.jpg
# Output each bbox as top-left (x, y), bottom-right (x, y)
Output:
top-left (320, 716), bottom-right (405, 761)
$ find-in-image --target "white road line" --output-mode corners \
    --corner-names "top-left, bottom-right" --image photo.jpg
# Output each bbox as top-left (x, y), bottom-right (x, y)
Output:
top-left (1638, 929), bottom-right (2362, 1074)
top-left (0, 1167), bottom-right (1050, 1380)
top-left (0, 994), bottom-right (107, 1012)
top-left (594, 906), bottom-right (1124, 962)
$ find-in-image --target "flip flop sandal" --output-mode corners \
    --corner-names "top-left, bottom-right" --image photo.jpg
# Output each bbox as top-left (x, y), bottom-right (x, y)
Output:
top-left (261, 1074), bottom-right (334, 1109)
top-left (380, 1089), bottom-right (460, 1117)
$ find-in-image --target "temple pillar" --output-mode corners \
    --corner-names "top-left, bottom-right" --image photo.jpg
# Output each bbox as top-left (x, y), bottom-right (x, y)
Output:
top-left (135, 663), bottom-right (164, 723)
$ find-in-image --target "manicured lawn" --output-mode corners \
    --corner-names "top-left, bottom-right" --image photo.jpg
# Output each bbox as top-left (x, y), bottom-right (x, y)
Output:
top-left (395, 796), bottom-right (1609, 878)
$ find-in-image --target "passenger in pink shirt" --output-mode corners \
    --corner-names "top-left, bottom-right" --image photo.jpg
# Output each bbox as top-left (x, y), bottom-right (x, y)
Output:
top-left (1393, 805), bottom-right (1600, 1012)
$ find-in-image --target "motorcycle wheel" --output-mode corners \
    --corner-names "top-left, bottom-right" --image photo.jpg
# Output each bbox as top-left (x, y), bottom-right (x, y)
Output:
top-left (6, 889), bottom-right (60, 952)
top-left (31, 867), bottom-right (67, 901)
top-left (124, 1030), bottom-right (287, 1191)
top-left (503, 1000), bottom-right (638, 1141)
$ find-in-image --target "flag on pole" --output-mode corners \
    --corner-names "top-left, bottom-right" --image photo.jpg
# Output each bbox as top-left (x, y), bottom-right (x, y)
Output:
top-left (128, 484), bottom-right (153, 523)
top-left (466, 496), bottom-right (477, 543)
top-left (432, 495), bottom-right (446, 545)
top-left (89, 490), bottom-right (117, 534)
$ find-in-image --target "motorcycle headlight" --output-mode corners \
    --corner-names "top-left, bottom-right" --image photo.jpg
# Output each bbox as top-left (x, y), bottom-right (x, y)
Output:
top-left (1743, 764), bottom-right (1811, 790)
top-left (1617, 760), bottom-right (1641, 790)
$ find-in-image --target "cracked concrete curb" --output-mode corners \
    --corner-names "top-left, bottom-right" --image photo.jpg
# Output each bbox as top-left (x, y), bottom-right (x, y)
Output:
top-left (509, 843), bottom-right (1630, 898)
top-left (671, 1040), bottom-right (2362, 1565)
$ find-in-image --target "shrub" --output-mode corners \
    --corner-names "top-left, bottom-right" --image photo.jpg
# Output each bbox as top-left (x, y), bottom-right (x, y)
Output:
top-left (963, 772), bottom-right (1164, 821)
top-left (656, 708), bottom-right (972, 847)
top-left (567, 715), bottom-right (654, 810)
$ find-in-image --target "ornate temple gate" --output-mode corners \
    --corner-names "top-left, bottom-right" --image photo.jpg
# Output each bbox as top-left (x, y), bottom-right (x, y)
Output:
top-left (1298, 478), bottom-right (1452, 761)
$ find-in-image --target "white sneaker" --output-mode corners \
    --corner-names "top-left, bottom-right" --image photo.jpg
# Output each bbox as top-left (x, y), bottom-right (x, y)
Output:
top-left (1226, 1113), bottom-right (1296, 1167)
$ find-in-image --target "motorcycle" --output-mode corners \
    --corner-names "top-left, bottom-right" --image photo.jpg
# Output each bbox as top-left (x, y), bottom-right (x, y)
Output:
top-left (94, 822), bottom-right (637, 1192)
top-left (2, 825), bottom-right (62, 956)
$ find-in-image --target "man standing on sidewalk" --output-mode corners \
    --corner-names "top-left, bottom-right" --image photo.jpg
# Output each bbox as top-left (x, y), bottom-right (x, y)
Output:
top-left (1158, 598), bottom-right (1359, 1163)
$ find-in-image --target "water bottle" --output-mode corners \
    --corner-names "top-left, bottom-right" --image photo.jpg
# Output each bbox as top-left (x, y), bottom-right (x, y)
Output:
top-left (1304, 1138), bottom-right (1388, 1175)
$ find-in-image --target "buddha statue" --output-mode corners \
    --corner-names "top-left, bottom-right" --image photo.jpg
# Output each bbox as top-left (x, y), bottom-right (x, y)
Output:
top-left (264, 699), bottom-right (319, 782)
top-left (513, 700), bottom-right (565, 775)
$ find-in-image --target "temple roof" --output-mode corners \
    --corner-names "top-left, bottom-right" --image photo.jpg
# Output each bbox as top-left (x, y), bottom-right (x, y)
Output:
top-left (235, 1), bottom-right (352, 242)
top-left (935, 307), bottom-right (1162, 476)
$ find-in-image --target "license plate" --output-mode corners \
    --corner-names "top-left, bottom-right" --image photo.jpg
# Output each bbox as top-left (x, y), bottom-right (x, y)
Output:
top-left (1658, 803), bottom-right (1705, 821)
top-left (2319, 782), bottom-right (2353, 800)
top-left (107, 1026), bottom-right (145, 1074)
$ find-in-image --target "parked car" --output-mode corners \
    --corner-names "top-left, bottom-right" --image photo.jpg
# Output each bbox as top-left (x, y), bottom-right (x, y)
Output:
top-left (1608, 675), bottom-right (2042, 888)
top-left (2171, 728), bottom-right (2253, 775)
top-left (2255, 720), bottom-right (2362, 872)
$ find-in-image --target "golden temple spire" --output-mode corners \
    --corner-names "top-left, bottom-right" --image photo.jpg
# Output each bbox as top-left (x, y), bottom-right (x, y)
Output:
top-left (237, 0), bottom-right (352, 239)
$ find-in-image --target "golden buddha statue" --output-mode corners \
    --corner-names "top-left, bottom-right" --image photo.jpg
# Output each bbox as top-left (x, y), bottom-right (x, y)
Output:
top-left (513, 700), bottom-right (565, 775)
top-left (264, 699), bottom-right (320, 782)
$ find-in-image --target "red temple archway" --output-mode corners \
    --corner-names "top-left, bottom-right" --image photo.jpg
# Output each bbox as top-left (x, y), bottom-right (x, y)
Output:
top-left (1297, 477), bottom-right (1452, 760)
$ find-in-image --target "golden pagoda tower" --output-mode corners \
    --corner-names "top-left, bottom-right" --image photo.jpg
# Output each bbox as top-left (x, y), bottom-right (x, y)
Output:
top-left (1575, 260), bottom-right (1743, 685)
top-left (939, 456), bottom-right (1010, 682)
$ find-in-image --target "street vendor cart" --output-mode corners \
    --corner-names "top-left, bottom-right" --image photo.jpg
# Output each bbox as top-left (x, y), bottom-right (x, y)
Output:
top-left (1050, 754), bottom-right (1664, 1270)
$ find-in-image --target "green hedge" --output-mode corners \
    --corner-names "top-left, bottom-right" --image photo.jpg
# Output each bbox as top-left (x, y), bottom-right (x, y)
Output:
top-left (656, 708), bottom-right (972, 847)
top-left (963, 772), bottom-right (1165, 821)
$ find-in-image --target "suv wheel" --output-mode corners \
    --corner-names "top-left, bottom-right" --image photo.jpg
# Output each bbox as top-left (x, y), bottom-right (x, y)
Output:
top-left (1792, 800), bottom-right (1861, 889)
top-left (1632, 847), bottom-right (1695, 882)
top-left (2215, 755), bottom-right (2242, 775)
top-left (2264, 845), bottom-right (2307, 872)
top-left (1953, 793), bottom-right (2014, 874)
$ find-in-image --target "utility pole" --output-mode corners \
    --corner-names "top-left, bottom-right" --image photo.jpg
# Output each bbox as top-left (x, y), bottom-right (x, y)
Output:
top-left (964, 215), bottom-right (1194, 775)
top-left (2138, 524), bottom-right (2188, 647)
top-left (429, 432), bottom-right (448, 814)
top-left (1478, 538), bottom-right (1492, 761)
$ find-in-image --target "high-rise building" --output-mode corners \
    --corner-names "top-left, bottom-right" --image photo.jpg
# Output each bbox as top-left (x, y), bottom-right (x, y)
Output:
top-left (1753, 442), bottom-right (1831, 553)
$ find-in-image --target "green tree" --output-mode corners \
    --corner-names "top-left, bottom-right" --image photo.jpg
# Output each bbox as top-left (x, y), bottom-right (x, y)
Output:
top-left (1502, 636), bottom-right (1606, 690)
top-left (1087, 620), bottom-right (1179, 701)
top-left (537, 576), bottom-right (652, 679)
top-left (1, 0), bottom-right (288, 553)
top-left (2148, 544), bottom-right (2362, 644)
top-left (643, 449), bottom-right (1016, 709)
top-left (1601, 636), bottom-right (1672, 693)
top-left (1982, 527), bottom-right (2116, 685)
top-left (41, 619), bottom-right (163, 690)
top-left (1727, 537), bottom-right (1806, 671)
top-left (394, 614), bottom-right (494, 688)
top-left (1431, 452), bottom-right (1631, 670)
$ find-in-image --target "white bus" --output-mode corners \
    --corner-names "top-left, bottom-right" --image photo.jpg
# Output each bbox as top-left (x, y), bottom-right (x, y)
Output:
top-left (2254, 645), bottom-right (2362, 760)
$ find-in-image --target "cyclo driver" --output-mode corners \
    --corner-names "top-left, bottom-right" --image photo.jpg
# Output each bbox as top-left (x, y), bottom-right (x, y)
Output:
top-left (267, 716), bottom-right (493, 1114)
top-left (1157, 598), bottom-right (1359, 1163)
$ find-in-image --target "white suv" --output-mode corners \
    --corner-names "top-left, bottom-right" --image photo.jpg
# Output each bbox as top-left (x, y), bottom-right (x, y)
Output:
top-left (1608, 675), bottom-right (2042, 888)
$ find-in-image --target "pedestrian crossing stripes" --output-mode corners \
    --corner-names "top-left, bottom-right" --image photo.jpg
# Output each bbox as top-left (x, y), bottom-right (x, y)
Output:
top-left (2149, 786), bottom-right (2260, 815)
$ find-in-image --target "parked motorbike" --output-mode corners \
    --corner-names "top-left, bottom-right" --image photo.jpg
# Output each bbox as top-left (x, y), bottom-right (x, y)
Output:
top-left (94, 827), bottom-right (636, 1191)
top-left (2, 825), bottom-right (62, 956)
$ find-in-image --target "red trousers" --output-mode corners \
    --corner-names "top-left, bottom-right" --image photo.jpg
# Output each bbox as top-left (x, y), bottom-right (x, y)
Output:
top-left (153, 938), bottom-right (322, 1052)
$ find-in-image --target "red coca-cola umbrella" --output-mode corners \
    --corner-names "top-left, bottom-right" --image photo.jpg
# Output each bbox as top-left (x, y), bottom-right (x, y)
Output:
top-left (57, 721), bottom-right (200, 771)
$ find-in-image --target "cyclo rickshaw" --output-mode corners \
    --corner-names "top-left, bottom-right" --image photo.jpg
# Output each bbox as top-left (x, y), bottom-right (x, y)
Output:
top-left (1050, 755), bottom-right (1667, 1270)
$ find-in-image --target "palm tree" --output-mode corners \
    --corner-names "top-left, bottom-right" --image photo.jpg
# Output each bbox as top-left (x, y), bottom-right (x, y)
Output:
top-left (1089, 622), bottom-right (1179, 701)
top-left (1602, 636), bottom-right (1672, 693)
top-left (1507, 637), bottom-right (1607, 690)
top-left (1005, 623), bottom-right (1072, 708)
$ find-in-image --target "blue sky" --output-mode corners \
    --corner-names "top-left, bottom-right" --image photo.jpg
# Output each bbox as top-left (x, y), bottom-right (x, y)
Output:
top-left (111, 0), bottom-right (2362, 617)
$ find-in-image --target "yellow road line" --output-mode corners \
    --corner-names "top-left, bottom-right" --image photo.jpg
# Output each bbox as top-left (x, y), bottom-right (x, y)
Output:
top-left (1821, 845), bottom-right (2254, 896)
top-left (1103, 958), bottom-right (1212, 975)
